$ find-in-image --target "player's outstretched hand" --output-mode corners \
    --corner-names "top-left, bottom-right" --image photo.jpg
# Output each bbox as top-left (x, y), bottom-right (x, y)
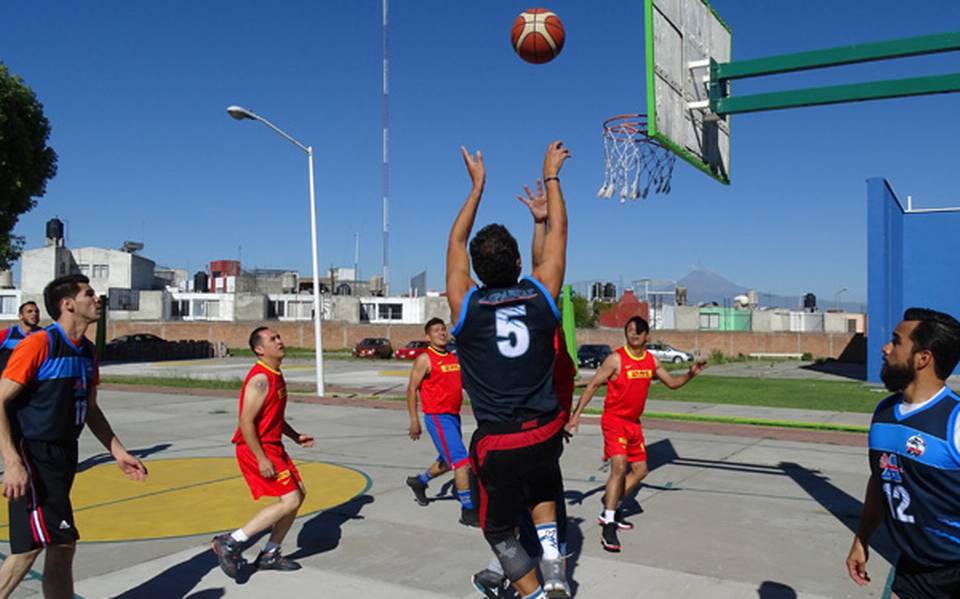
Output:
top-left (845, 537), bottom-right (871, 586)
top-left (296, 434), bottom-right (315, 448)
top-left (564, 414), bottom-right (581, 437)
top-left (461, 146), bottom-right (485, 190)
top-left (409, 420), bottom-right (422, 441)
top-left (543, 140), bottom-right (571, 178)
top-left (115, 450), bottom-right (148, 481)
top-left (2, 461), bottom-right (28, 500)
top-left (690, 360), bottom-right (707, 376)
top-left (517, 179), bottom-right (547, 223)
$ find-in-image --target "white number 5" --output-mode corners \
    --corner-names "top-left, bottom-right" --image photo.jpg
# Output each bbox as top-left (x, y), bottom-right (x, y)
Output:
top-left (496, 306), bottom-right (529, 358)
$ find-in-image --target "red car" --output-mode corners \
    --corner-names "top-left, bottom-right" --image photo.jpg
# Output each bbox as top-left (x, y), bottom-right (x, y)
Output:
top-left (394, 340), bottom-right (429, 360)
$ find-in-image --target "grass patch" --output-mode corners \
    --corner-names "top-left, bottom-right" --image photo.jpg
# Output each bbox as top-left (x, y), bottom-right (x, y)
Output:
top-left (101, 375), bottom-right (243, 390)
top-left (581, 374), bottom-right (882, 413)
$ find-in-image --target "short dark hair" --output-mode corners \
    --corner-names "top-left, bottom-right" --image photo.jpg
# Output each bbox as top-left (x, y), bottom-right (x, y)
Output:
top-left (249, 326), bottom-right (270, 354)
top-left (469, 224), bottom-right (521, 289)
top-left (903, 307), bottom-right (960, 380)
top-left (18, 301), bottom-right (38, 315)
top-left (625, 316), bottom-right (649, 336)
top-left (43, 274), bottom-right (90, 320)
top-left (424, 317), bottom-right (445, 333)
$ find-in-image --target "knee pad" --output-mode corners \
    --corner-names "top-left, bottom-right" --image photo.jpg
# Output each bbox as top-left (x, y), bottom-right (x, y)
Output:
top-left (484, 530), bottom-right (535, 583)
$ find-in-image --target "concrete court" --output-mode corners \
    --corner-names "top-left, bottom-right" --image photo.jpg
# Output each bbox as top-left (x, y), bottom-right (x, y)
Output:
top-left (0, 388), bottom-right (894, 599)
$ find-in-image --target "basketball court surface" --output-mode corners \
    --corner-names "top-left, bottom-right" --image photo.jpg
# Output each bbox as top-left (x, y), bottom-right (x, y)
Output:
top-left (1, 388), bottom-right (892, 598)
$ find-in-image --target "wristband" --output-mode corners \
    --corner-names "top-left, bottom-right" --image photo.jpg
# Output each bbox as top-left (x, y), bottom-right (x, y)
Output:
top-left (544, 176), bottom-right (559, 183)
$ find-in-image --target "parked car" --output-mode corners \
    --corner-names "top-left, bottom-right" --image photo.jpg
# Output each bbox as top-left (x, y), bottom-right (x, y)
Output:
top-left (577, 344), bottom-right (612, 368)
top-left (394, 340), bottom-right (429, 360)
top-left (353, 337), bottom-right (393, 359)
top-left (646, 342), bottom-right (694, 363)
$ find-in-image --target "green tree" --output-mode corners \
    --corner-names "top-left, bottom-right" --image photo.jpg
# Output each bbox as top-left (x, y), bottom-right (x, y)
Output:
top-left (0, 62), bottom-right (57, 270)
top-left (572, 294), bottom-right (596, 328)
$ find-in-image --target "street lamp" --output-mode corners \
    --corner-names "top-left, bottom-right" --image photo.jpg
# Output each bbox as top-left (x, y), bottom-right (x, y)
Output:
top-left (834, 287), bottom-right (848, 311)
top-left (227, 105), bottom-right (325, 396)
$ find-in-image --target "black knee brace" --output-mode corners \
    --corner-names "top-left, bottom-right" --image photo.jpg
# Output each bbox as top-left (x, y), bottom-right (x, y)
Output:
top-left (485, 529), bottom-right (535, 583)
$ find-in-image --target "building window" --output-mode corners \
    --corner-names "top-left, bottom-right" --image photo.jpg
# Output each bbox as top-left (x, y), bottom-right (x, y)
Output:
top-left (268, 301), bottom-right (284, 319)
top-left (0, 295), bottom-right (16, 316)
top-left (92, 264), bottom-right (109, 279)
top-left (699, 313), bottom-right (720, 329)
top-left (78, 264), bottom-right (90, 274)
top-left (378, 303), bottom-right (402, 321)
top-left (848, 319), bottom-right (858, 333)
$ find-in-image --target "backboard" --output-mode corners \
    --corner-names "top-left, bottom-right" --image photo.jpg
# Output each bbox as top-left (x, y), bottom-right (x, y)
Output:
top-left (645, 0), bottom-right (731, 183)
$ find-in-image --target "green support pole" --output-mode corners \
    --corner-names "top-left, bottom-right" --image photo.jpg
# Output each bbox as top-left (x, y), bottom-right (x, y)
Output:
top-left (95, 294), bottom-right (107, 357)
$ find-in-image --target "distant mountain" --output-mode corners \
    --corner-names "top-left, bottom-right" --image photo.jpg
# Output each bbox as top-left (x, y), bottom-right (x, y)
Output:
top-left (675, 268), bottom-right (864, 312)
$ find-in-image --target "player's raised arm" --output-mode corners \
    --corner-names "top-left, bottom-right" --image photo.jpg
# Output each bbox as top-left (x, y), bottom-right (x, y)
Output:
top-left (517, 179), bottom-right (548, 268)
top-left (654, 356), bottom-right (707, 389)
top-left (446, 146), bottom-right (485, 321)
top-left (532, 141), bottom-right (570, 298)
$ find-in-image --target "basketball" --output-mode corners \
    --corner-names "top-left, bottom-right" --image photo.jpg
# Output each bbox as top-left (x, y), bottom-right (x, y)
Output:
top-left (511, 8), bottom-right (565, 64)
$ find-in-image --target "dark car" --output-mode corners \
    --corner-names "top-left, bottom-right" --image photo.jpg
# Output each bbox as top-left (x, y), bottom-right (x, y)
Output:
top-left (353, 337), bottom-right (393, 359)
top-left (577, 344), bottom-right (612, 368)
top-left (394, 340), bottom-right (428, 360)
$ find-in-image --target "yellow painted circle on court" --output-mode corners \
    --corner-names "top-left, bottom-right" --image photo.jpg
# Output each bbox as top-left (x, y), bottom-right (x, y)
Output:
top-left (0, 458), bottom-right (369, 542)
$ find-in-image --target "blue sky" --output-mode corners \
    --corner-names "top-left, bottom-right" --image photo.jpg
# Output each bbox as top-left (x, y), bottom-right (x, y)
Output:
top-left (2, 1), bottom-right (958, 304)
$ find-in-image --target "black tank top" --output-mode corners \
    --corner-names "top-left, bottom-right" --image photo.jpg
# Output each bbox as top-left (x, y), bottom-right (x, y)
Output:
top-left (451, 276), bottom-right (560, 424)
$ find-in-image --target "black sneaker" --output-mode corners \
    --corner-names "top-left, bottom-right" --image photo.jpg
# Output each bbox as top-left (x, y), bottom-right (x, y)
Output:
top-left (255, 549), bottom-right (302, 571)
top-left (471, 568), bottom-right (507, 598)
top-left (597, 511), bottom-right (635, 530)
top-left (460, 507), bottom-right (480, 528)
top-left (211, 533), bottom-right (244, 579)
top-left (601, 521), bottom-right (622, 552)
top-left (406, 476), bottom-right (430, 506)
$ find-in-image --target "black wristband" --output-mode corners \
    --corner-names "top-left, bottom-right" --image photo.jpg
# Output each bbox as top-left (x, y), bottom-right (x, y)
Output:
top-left (544, 176), bottom-right (559, 183)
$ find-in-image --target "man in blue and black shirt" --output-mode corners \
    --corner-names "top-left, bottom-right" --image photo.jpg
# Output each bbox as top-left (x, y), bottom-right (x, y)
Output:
top-left (847, 307), bottom-right (960, 598)
top-left (0, 301), bottom-right (41, 373)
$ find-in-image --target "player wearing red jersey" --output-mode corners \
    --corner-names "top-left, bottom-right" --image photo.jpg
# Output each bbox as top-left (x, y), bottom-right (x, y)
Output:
top-left (567, 316), bottom-right (706, 552)
top-left (405, 317), bottom-right (479, 527)
top-left (211, 327), bottom-right (315, 579)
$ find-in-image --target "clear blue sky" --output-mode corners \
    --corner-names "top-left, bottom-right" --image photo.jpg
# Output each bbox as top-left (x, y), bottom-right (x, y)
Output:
top-left (3, 1), bottom-right (958, 304)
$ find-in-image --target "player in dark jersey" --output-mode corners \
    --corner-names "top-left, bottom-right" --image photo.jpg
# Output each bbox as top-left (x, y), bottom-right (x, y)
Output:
top-left (847, 308), bottom-right (960, 598)
top-left (0, 301), bottom-right (41, 373)
top-left (567, 316), bottom-right (705, 552)
top-left (405, 317), bottom-right (479, 527)
top-left (0, 275), bottom-right (147, 598)
top-left (211, 326), bottom-right (315, 579)
top-left (447, 140), bottom-right (571, 599)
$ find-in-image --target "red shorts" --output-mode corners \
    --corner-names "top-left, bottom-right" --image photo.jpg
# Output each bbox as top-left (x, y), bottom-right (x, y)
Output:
top-left (235, 442), bottom-right (302, 500)
top-left (601, 415), bottom-right (646, 463)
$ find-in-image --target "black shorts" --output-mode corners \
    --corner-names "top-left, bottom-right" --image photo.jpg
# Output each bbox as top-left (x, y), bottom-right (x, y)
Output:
top-left (8, 439), bottom-right (79, 554)
top-left (469, 411), bottom-right (565, 535)
top-left (892, 558), bottom-right (960, 599)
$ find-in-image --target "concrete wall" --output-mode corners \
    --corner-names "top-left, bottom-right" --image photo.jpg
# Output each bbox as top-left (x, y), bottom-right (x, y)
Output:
top-left (867, 178), bottom-right (960, 381)
top-left (234, 293), bottom-right (266, 320)
top-left (20, 246), bottom-right (73, 294)
top-left (86, 320), bottom-right (862, 360)
top-left (825, 312), bottom-right (865, 334)
top-left (674, 306), bottom-right (699, 331)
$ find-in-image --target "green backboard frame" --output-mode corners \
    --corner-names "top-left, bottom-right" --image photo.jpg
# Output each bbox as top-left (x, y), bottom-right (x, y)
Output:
top-left (645, 0), bottom-right (732, 184)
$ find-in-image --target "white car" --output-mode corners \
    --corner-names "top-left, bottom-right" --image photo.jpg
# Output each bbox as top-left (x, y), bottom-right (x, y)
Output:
top-left (645, 342), bottom-right (694, 364)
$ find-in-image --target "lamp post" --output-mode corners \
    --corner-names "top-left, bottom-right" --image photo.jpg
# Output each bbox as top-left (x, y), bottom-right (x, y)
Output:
top-left (227, 105), bottom-right (325, 396)
top-left (834, 287), bottom-right (848, 311)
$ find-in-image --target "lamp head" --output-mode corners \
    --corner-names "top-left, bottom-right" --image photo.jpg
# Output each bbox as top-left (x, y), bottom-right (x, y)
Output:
top-left (227, 105), bottom-right (255, 121)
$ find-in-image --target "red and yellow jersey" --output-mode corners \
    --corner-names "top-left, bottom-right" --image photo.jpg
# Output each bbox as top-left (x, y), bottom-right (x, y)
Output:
top-left (420, 346), bottom-right (462, 415)
top-left (233, 360), bottom-right (287, 444)
top-left (604, 346), bottom-right (655, 422)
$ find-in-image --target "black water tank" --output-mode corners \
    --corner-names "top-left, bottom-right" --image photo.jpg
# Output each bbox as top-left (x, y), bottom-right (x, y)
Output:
top-left (46, 218), bottom-right (64, 242)
top-left (604, 282), bottom-right (617, 299)
top-left (193, 271), bottom-right (209, 293)
top-left (591, 282), bottom-right (603, 300)
top-left (803, 293), bottom-right (817, 312)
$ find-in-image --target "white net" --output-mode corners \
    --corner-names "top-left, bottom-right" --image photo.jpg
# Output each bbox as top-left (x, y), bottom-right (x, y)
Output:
top-left (597, 114), bottom-right (676, 202)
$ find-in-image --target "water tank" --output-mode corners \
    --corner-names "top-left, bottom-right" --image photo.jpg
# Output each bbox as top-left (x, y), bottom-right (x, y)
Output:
top-left (591, 282), bottom-right (603, 300)
top-left (46, 218), bottom-right (64, 247)
top-left (803, 293), bottom-right (817, 312)
top-left (0, 270), bottom-right (12, 289)
top-left (193, 271), bottom-right (209, 293)
top-left (603, 282), bottom-right (617, 300)
top-left (281, 272), bottom-right (298, 293)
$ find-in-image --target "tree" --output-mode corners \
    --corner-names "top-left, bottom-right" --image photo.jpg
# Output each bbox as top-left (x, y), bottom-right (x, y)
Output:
top-left (571, 293), bottom-right (596, 328)
top-left (0, 61), bottom-right (58, 270)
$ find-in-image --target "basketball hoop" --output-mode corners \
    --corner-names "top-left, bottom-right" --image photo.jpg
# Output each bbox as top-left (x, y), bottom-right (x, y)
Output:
top-left (597, 114), bottom-right (675, 202)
